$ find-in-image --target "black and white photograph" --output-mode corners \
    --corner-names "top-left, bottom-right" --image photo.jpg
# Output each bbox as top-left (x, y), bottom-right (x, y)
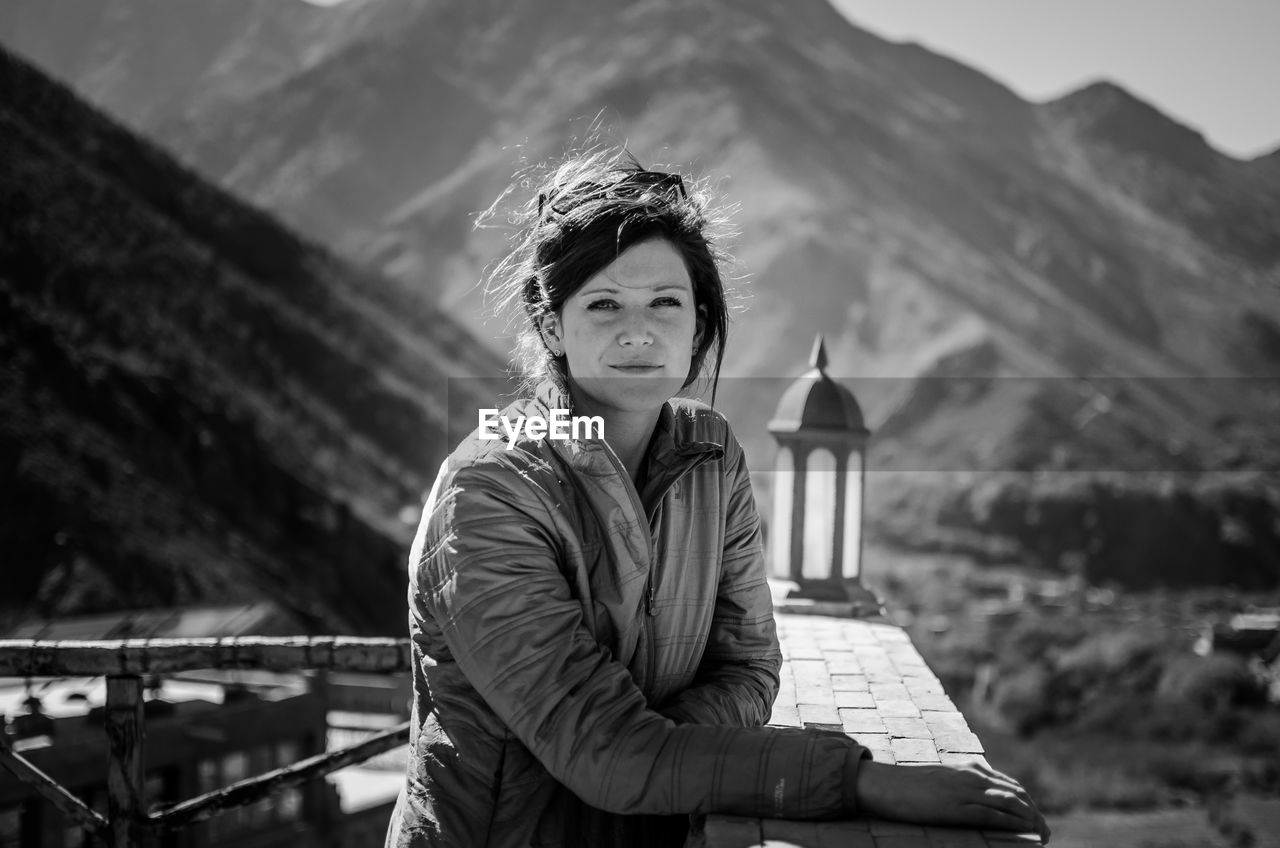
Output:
top-left (2, 1), bottom-right (1278, 846)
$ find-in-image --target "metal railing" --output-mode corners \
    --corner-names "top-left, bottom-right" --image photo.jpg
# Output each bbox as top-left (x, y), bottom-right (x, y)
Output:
top-left (0, 637), bottom-right (413, 847)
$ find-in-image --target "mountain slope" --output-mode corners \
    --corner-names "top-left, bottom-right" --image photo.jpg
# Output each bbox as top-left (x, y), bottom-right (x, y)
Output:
top-left (1039, 80), bottom-right (1280, 271)
top-left (0, 0), bottom-right (418, 134)
top-left (0, 45), bottom-right (506, 634)
top-left (8, 1), bottom-right (1278, 392)
top-left (4, 0), bottom-right (1279, 590)
top-left (157, 0), bottom-right (1280, 467)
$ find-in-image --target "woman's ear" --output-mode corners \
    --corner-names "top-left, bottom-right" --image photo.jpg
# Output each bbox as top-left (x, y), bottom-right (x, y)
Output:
top-left (539, 314), bottom-right (564, 357)
top-left (692, 304), bottom-right (708, 353)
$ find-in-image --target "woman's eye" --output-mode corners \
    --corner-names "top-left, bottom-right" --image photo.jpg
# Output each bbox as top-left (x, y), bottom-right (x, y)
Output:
top-left (585, 297), bottom-right (682, 311)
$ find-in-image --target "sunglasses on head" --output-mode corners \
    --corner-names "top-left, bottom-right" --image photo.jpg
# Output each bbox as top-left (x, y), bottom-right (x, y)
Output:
top-left (537, 170), bottom-right (688, 220)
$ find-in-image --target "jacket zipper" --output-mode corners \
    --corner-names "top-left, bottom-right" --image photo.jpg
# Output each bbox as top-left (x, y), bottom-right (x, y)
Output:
top-left (598, 443), bottom-right (657, 590)
top-left (615, 451), bottom-right (720, 613)
top-left (645, 505), bottom-right (661, 616)
top-left (599, 442), bottom-right (718, 690)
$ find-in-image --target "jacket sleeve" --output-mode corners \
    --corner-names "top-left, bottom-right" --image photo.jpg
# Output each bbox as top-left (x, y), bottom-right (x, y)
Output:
top-left (417, 458), bottom-right (868, 819)
top-left (658, 437), bottom-right (782, 728)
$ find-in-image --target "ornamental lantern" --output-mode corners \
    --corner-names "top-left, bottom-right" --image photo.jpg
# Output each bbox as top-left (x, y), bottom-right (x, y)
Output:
top-left (768, 336), bottom-right (877, 611)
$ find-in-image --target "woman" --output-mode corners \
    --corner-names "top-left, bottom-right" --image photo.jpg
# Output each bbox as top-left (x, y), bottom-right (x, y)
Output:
top-left (386, 150), bottom-right (1049, 847)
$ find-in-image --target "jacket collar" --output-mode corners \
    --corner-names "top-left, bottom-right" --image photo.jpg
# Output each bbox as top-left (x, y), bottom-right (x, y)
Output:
top-left (532, 379), bottom-right (724, 482)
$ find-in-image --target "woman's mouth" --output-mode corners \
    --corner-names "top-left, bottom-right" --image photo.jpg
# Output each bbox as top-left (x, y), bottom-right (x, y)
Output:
top-left (610, 364), bottom-right (662, 373)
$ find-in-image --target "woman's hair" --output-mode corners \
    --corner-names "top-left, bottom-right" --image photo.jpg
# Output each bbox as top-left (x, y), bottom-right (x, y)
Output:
top-left (483, 147), bottom-right (737, 406)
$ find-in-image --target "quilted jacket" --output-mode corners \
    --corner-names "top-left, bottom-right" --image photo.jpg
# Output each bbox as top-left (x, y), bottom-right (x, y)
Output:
top-left (385, 381), bottom-right (869, 847)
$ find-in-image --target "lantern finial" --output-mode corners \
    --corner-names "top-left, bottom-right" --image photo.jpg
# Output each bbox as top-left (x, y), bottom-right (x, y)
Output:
top-left (809, 335), bottom-right (828, 372)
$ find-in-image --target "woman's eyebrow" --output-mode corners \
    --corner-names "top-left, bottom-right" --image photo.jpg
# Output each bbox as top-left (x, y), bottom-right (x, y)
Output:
top-left (579, 284), bottom-right (688, 296)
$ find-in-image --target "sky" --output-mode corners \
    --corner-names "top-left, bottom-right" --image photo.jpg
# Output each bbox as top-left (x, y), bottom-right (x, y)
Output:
top-left (830, 0), bottom-right (1280, 159)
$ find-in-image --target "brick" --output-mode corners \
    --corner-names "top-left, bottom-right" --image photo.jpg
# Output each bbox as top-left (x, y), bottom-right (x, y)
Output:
top-left (874, 699), bottom-right (921, 718)
top-left (788, 646), bottom-right (825, 660)
top-left (869, 683), bottom-right (910, 700)
top-left (791, 660), bottom-right (831, 685)
top-left (795, 685), bottom-right (836, 706)
top-left (882, 717), bottom-right (930, 738)
top-left (934, 731), bottom-right (984, 755)
top-left (768, 705), bottom-right (803, 728)
top-left (864, 667), bottom-right (905, 683)
top-left (857, 653), bottom-right (894, 669)
top-left (891, 738), bottom-right (941, 763)
top-left (839, 708), bottom-right (886, 734)
top-left (885, 648), bottom-right (926, 666)
top-left (913, 694), bottom-right (958, 712)
top-left (846, 626), bottom-right (880, 644)
top-left (799, 704), bottom-right (841, 726)
top-left (874, 625), bottom-right (912, 643)
top-left (825, 659), bottom-right (863, 675)
top-left (855, 655), bottom-right (896, 671)
top-left (922, 712), bottom-right (969, 732)
top-left (852, 733), bottom-right (892, 757)
top-left (830, 674), bottom-right (869, 691)
top-left (834, 690), bottom-right (875, 709)
top-left (895, 664), bottom-right (933, 679)
top-left (905, 678), bottom-right (946, 696)
top-left (793, 676), bottom-right (832, 694)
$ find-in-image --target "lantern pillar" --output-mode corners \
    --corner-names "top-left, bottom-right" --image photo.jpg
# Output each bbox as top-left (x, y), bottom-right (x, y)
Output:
top-left (767, 336), bottom-right (881, 617)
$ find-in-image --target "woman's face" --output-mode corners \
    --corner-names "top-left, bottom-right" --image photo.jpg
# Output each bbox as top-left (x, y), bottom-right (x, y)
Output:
top-left (548, 238), bottom-right (703, 418)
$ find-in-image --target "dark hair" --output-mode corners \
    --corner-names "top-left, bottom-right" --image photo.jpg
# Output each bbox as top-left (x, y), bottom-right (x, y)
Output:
top-left (484, 147), bottom-right (736, 406)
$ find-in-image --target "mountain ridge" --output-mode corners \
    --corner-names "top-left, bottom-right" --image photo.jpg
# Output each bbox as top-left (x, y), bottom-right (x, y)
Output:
top-left (110, 0), bottom-right (1277, 472)
top-left (3, 0), bottom-right (1278, 595)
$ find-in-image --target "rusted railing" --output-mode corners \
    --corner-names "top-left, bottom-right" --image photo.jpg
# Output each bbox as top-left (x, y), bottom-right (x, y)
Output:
top-left (0, 637), bottom-right (413, 847)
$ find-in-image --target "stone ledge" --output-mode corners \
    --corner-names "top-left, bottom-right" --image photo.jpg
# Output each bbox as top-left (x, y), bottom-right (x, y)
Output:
top-left (696, 612), bottom-right (1044, 848)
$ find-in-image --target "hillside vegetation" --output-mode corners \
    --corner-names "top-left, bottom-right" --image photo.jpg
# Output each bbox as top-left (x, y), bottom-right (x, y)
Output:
top-left (1, 47), bottom-right (506, 633)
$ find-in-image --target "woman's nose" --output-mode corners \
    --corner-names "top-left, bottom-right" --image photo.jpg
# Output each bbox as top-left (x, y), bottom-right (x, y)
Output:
top-left (617, 317), bottom-right (654, 346)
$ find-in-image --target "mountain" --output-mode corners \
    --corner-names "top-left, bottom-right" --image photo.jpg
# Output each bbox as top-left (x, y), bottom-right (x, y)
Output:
top-left (0, 0), bottom-right (416, 135)
top-left (1040, 80), bottom-right (1280, 269)
top-left (0, 45), bottom-right (507, 634)
top-left (3, 0), bottom-right (1279, 589)
top-left (133, 0), bottom-right (1280, 463)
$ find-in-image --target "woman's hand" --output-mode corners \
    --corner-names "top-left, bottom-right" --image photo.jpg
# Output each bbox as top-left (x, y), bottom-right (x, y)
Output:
top-left (854, 759), bottom-right (1050, 843)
